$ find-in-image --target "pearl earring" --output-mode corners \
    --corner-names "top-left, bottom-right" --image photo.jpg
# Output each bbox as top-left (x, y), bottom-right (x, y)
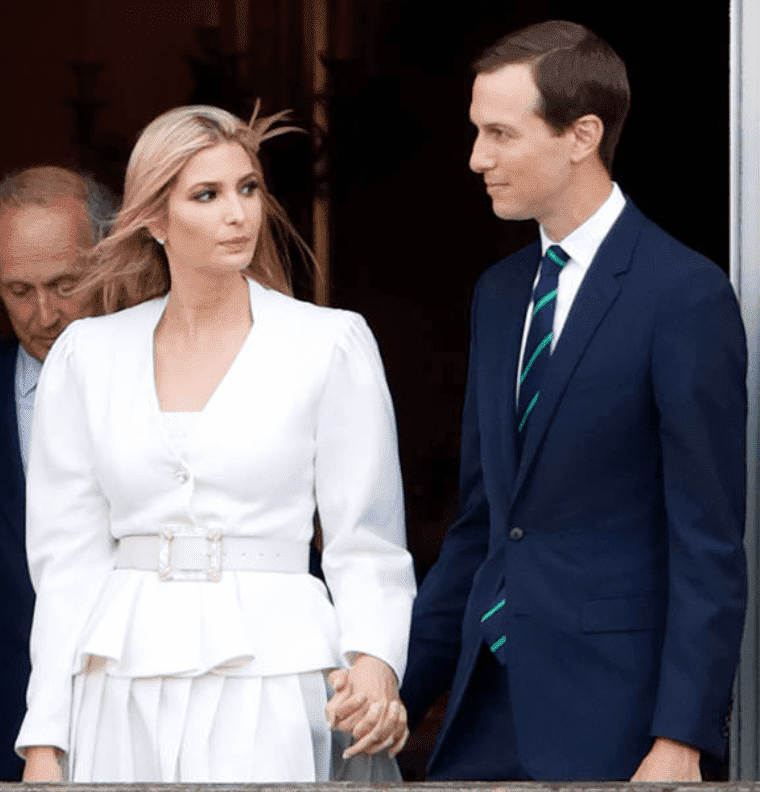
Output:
top-left (155, 237), bottom-right (165, 245)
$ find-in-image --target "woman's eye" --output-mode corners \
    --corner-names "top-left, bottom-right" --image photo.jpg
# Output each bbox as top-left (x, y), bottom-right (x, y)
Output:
top-left (241, 181), bottom-right (259, 195)
top-left (194, 190), bottom-right (216, 202)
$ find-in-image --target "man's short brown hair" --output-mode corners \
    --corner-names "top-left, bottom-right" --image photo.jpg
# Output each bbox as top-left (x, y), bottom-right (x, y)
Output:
top-left (473, 21), bottom-right (630, 174)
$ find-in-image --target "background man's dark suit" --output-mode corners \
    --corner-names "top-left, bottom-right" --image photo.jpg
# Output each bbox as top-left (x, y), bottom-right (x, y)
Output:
top-left (0, 338), bottom-right (34, 780)
top-left (0, 165), bottom-right (113, 781)
top-left (401, 200), bottom-right (747, 780)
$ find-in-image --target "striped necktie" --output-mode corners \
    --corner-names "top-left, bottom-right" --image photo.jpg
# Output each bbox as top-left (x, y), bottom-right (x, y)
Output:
top-left (516, 244), bottom-right (569, 454)
top-left (480, 245), bottom-right (569, 664)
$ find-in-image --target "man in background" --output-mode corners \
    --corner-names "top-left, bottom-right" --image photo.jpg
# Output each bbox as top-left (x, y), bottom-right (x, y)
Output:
top-left (0, 166), bottom-right (113, 780)
top-left (401, 21), bottom-right (747, 781)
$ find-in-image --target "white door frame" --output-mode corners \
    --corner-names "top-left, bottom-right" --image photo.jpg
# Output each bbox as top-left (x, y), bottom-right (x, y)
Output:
top-left (730, 0), bottom-right (760, 779)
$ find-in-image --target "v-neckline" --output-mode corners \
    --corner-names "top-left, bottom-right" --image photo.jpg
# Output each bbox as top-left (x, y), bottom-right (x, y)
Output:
top-left (147, 278), bottom-right (258, 450)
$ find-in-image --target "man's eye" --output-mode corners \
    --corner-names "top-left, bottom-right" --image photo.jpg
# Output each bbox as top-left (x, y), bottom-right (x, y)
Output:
top-left (8, 285), bottom-right (29, 297)
top-left (56, 280), bottom-right (77, 296)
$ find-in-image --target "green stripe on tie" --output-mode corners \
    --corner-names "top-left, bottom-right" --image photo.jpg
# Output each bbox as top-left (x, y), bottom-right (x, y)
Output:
top-left (518, 391), bottom-right (540, 433)
top-left (532, 289), bottom-right (557, 316)
top-left (490, 635), bottom-right (507, 652)
top-left (547, 248), bottom-right (566, 268)
top-left (520, 333), bottom-right (553, 384)
top-left (481, 599), bottom-right (506, 622)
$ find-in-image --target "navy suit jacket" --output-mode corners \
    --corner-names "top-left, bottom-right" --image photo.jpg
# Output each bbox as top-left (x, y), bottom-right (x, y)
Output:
top-left (0, 339), bottom-right (34, 781)
top-left (401, 201), bottom-right (748, 780)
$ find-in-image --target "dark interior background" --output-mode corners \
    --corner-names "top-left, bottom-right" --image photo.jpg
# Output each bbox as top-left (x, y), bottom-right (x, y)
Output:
top-left (0, 0), bottom-right (729, 777)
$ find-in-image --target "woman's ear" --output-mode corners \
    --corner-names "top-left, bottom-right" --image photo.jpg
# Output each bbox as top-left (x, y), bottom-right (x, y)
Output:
top-left (146, 222), bottom-right (166, 246)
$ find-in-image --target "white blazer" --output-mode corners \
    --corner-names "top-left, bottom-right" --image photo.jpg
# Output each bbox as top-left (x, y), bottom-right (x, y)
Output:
top-left (17, 278), bottom-right (415, 753)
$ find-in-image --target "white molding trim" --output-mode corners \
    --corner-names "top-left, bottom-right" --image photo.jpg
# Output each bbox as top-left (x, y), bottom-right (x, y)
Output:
top-left (731, 0), bottom-right (760, 779)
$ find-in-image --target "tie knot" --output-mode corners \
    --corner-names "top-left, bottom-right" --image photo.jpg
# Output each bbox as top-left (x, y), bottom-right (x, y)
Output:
top-left (542, 245), bottom-right (569, 277)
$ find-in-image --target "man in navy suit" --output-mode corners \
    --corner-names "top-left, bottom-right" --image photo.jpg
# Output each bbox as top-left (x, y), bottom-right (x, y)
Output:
top-left (0, 167), bottom-right (112, 780)
top-left (400, 21), bottom-right (747, 782)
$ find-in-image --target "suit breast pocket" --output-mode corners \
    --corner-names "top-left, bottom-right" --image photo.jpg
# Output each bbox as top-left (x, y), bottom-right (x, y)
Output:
top-left (582, 594), bottom-right (665, 633)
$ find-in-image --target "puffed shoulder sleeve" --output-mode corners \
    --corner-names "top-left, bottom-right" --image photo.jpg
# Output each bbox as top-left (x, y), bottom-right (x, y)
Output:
top-left (16, 322), bottom-right (115, 755)
top-left (315, 312), bottom-right (416, 681)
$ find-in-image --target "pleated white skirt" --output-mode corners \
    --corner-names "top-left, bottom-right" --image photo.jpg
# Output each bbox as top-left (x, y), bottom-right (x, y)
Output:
top-left (68, 659), bottom-right (332, 783)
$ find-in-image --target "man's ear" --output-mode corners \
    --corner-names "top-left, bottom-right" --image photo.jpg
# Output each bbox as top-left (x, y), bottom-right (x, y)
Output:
top-left (569, 114), bottom-right (604, 164)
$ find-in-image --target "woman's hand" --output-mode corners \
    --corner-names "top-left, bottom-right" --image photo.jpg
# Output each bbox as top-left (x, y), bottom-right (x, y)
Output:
top-left (325, 653), bottom-right (409, 758)
top-left (22, 746), bottom-right (64, 782)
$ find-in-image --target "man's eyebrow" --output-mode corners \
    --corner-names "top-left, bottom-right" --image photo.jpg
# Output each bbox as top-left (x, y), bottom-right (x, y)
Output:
top-left (482, 122), bottom-right (517, 132)
top-left (470, 116), bottom-right (515, 130)
top-left (0, 273), bottom-right (78, 289)
top-left (44, 274), bottom-right (77, 286)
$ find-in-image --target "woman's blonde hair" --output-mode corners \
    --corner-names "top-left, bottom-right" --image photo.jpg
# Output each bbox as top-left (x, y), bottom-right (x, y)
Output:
top-left (80, 104), bottom-right (312, 312)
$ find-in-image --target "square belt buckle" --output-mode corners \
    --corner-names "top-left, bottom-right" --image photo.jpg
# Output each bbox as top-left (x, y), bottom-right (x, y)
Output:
top-left (158, 525), bottom-right (222, 582)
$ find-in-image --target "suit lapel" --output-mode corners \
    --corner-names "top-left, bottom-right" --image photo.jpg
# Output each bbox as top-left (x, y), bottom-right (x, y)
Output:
top-left (510, 202), bottom-right (647, 500)
top-left (0, 340), bottom-right (25, 542)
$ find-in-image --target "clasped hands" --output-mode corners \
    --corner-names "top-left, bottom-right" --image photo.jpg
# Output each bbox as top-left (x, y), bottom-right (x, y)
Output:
top-left (325, 653), bottom-right (409, 758)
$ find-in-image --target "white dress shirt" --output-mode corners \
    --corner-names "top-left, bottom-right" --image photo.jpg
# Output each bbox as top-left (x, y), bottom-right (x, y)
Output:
top-left (14, 344), bottom-right (42, 474)
top-left (517, 183), bottom-right (627, 398)
top-left (17, 277), bottom-right (416, 753)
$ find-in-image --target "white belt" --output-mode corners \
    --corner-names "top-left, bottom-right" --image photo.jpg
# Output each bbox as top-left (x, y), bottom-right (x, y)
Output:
top-left (116, 529), bottom-right (309, 582)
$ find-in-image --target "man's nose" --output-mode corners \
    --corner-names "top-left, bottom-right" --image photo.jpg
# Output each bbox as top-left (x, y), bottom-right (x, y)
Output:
top-left (469, 132), bottom-right (494, 173)
top-left (36, 291), bottom-right (61, 328)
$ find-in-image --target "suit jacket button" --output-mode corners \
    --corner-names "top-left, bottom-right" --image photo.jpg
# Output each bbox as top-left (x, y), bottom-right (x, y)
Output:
top-left (509, 527), bottom-right (524, 541)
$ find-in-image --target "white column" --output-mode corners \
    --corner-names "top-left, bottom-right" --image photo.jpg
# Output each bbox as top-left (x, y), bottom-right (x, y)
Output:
top-left (730, 0), bottom-right (760, 779)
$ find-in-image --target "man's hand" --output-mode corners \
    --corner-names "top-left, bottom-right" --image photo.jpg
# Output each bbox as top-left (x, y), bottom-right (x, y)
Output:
top-left (630, 737), bottom-right (701, 782)
top-left (22, 746), bottom-right (64, 782)
top-left (325, 654), bottom-right (409, 758)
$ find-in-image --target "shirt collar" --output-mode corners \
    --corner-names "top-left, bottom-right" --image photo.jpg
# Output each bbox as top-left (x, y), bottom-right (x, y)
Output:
top-left (539, 182), bottom-right (627, 273)
top-left (16, 343), bottom-right (43, 398)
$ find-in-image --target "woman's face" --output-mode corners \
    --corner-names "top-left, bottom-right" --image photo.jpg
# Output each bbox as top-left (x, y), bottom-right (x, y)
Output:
top-left (159, 141), bottom-right (264, 277)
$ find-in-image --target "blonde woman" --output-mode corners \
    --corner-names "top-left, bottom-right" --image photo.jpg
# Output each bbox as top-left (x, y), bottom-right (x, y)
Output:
top-left (16, 105), bottom-right (415, 783)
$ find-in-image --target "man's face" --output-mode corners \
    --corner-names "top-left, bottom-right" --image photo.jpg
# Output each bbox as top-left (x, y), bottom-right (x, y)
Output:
top-left (469, 62), bottom-right (576, 225)
top-left (0, 198), bottom-right (95, 361)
